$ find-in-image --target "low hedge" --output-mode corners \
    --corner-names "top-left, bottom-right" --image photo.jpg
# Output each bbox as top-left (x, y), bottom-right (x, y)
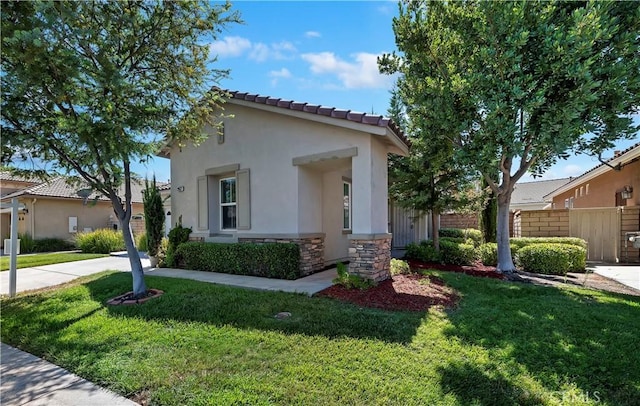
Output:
top-left (440, 228), bottom-right (483, 246)
top-left (440, 240), bottom-right (478, 265)
top-left (477, 243), bottom-right (498, 266)
top-left (510, 237), bottom-right (587, 256)
top-left (174, 242), bottom-right (301, 280)
top-left (17, 234), bottom-right (75, 253)
top-left (405, 240), bottom-right (441, 262)
top-left (518, 243), bottom-right (587, 275)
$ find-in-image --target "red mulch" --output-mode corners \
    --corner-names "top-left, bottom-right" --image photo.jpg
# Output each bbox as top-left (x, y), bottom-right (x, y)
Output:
top-left (316, 273), bottom-right (459, 312)
top-left (407, 260), bottom-right (505, 279)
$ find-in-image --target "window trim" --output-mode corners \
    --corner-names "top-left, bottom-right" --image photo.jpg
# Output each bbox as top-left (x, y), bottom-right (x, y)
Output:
top-left (342, 180), bottom-right (352, 231)
top-left (219, 176), bottom-right (237, 231)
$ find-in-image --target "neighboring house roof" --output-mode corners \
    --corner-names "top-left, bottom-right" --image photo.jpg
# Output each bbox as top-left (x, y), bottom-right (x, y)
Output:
top-left (0, 171), bottom-right (42, 184)
top-left (544, 142), bottom-right (640, 200)
top-left (1, 176), bottom-right (170, 204)
top-left (511, 178), bottom-right (571, 210)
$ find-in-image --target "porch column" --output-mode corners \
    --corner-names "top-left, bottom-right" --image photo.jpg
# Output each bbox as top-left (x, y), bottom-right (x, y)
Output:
top-left (349, 140), bottom-right (392, 281)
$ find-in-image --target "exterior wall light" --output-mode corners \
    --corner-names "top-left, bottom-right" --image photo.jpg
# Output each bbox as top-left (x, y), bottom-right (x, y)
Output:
top-left (621, 185), bottom-right (633, 200)
top-left (177, 186), bottom-right (185, 192)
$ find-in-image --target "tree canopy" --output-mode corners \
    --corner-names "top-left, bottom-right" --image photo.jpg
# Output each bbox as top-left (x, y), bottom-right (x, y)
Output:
top-left (380, 0), bottom-right (640, 272)
top-left (2, 0), bottom-right (240, 295)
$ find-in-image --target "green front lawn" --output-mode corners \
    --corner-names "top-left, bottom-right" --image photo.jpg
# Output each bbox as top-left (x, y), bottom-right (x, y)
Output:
top-left (2, 271), bottom-right (639, 405)
top-left (0, 252), bottom-right (108, 271)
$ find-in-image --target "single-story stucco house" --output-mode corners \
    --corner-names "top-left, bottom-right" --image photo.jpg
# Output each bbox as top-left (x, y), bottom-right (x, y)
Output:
top-left (161, 90), bottom-right (409, 280)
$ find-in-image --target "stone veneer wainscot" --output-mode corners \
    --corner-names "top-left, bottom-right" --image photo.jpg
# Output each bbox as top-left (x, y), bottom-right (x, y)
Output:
top-left (348, 234), bottom-right (392, 282)
top-left (238, 234), bottom-right (325, 276)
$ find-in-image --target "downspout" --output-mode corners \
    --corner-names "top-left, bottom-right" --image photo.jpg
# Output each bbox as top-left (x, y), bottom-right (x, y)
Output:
top-left (31, 199), bottom-right (37, 237)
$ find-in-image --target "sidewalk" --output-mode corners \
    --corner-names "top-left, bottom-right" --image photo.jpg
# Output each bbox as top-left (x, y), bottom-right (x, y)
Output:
top-left (0, 343), bottom-right (137, 406)
top-left (0, 254), bottom-right (150, 295)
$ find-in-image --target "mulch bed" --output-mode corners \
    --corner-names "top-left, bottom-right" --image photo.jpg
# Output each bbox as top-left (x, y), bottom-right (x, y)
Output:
top-left (316, 273), bottom-right (459, 312)
top-left (406, 259), bottom-right (505, 279)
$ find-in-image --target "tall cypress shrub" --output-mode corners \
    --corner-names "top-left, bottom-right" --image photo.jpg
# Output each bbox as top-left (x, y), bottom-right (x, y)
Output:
top-left (143, 177), bottom-right (165, 257)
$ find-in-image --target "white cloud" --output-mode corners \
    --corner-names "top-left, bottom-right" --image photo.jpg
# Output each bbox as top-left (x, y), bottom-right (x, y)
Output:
top-left (209, 37), bottom-right (296, 62)
top-left (301, 52), bottom-right (392, 89)
top-left (563, 164), bottom-right (583, 176)
top-left (209, 36), bottom-right (251, 58)
top-left (269, 68), bottom-right (292, 79)
top-left (268, 68), bottom-right (293, 87)
top-left (305, 31), bottom-right (321, 38)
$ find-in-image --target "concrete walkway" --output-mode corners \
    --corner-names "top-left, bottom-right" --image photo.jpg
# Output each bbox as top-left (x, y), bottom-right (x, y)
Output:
top-left (590, 263), bottom-right (640, 291)
top-left (146, 267), bottom-right (337, 296)
top-left (0, 343), bottom-right (137, 406)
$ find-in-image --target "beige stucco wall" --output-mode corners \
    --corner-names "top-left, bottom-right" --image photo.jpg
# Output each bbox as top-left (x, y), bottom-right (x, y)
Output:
top-left (170, 103), bottom-right (391, 240)
top-left (11, 197), bottom-right (143, 241)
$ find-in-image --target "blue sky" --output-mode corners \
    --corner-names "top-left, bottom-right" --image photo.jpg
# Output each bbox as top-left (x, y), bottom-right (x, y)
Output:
top-left (142, 1), bottom-right (638, 184)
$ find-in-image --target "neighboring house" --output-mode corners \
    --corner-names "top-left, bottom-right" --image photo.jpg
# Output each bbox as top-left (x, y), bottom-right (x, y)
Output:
top-left (0, 175), bottom-right (167, 244)
top-left (511, 178), bottom-right (571, 211)
top-left (544, 142), bottom-right (640, 209)
top-left (162, 90), bottom-right (409, 280)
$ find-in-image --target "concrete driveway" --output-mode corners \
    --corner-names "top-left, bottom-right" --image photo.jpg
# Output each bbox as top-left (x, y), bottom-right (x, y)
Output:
top-left (0, 253), bottom-right (150, 295)
top-left (590, 263), bottom-right (640, 291)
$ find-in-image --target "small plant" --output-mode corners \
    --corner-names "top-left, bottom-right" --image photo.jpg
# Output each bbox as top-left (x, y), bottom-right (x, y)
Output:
top-left (136, 233), bottom-right (148, 252)
top-left (439, 240), bottom-right (478, 265)
top-left (333, 262), bottom-right (376, 290)
top-left (17, 233), bottom-right (36, 253)
top-left (440, 228), bottom-right (483, 246)
top-left (390, 258), bottom-right (411, 275)
top-left (405, 240), bottom-right (441, 262)
top-left (518, 243), bottom-right (587, 275)
top-left (33, 238), bottom-right (75, 252)
top-left (156, 237), bottom-right (170, 268)
top-left (165, 224), bottom-right (192, 267)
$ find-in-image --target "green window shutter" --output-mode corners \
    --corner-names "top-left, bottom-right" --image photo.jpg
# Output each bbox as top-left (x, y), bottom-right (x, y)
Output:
top-left (197, 176), bottom-right (208, 230)
top-left (236, 169), bottom-right (251, 230)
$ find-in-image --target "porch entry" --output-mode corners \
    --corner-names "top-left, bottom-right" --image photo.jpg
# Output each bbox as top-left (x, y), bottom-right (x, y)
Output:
top-left (389, 202), bottom-right (428, 249)
top-left (569, 207), bottom-right (620, 262)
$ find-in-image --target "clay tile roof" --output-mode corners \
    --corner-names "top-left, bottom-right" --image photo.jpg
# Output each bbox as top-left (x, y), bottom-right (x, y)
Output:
top-left (0, 171), bottom-right (42, 183)
top-left (265, 97), bottom-right (280, 106)
top-left (220, 88), bottom-right (409, 146)
top-left (290, 102), bottom-right (306, 111)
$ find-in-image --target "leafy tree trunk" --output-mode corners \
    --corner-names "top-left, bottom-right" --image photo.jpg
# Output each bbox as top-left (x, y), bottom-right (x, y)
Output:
top-left (431, 209), bottom-right (440, 251)
top-left (496, 192), bottom-right (516, 273)
top-left (480, 177), bottom-right (498, 243)
top-left (110, 161), bottom-right (146, 297)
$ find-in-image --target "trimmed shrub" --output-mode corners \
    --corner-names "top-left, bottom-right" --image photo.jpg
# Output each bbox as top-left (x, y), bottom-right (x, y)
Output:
top-left (440, 236), bottom-right (475, 246)
top-left (75, 229), bottom-right (125, 254)
top-left (136, 233), bottom-right (148, 252)
top-left (390, 258), bottom-right (411, 275)
top-left (156, 237), bottom-right (169, 268)
top-left (33, 238), bottom-right (75, 252)
top-left (440, 228), bottom-right (483, 246)
top-left (174, 241), bottom-right (301, 280)
top-left (518, 243), bottom-right (587, 275)
top-left (510, 237), bottom-right (587, 256)
top-left (405, 240), bottom-right (441, 262)
top-left (440, 240), bottom-right (478, 265)
top-left (165, 225), bottom-right (192, 267)
top-left (477, 243), bottom-right (498, 266)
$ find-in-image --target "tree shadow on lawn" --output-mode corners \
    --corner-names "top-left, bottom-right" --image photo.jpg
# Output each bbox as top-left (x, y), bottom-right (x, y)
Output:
top-left (84, 272), bottom-right (426, 344)
top-left (438, 273), bottom-right (640, 406)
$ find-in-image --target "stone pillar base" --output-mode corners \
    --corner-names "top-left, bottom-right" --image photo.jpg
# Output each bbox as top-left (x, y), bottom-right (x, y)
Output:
top-left (238, 235), bottom-right (324, 276)
top-left (348, 234), bottom-right (392, 282)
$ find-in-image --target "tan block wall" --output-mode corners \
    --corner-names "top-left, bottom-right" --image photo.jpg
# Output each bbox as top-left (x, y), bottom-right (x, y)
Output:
top-left (552, 159), bottom-right (640, 208)
top-left (440, 213), bottom-right (478, 230)
top-left (519, 209), bottom-right (570, 237)
top-left (620, 206), bottom-right (640, 262)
